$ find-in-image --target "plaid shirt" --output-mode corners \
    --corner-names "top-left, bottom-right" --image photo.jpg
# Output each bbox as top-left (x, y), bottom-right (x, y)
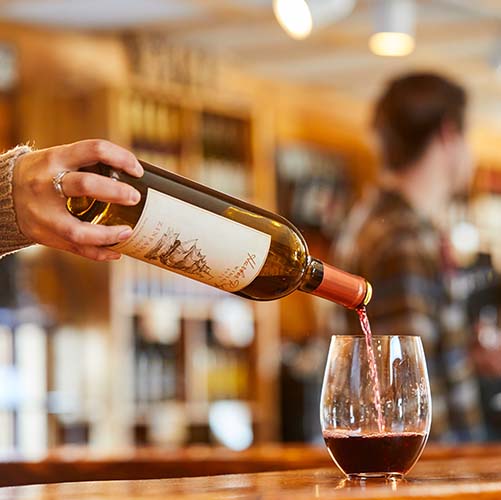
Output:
top-left (335, 188), bottom-right (485, 442)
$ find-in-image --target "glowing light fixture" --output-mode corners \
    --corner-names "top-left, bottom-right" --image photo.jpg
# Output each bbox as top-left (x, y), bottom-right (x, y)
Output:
top-left (273, 0), bottom-right (356, 40)
top-left (370, 0), bottom-right (416, 57)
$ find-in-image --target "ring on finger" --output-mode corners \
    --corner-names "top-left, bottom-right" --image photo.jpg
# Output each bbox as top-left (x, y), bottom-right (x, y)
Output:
top-left (52, 170), bottom-right (71, 198)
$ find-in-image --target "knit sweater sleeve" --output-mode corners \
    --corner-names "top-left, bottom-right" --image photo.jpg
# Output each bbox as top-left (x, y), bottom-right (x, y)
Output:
top-left (0, 146), bottom-right (34, 258)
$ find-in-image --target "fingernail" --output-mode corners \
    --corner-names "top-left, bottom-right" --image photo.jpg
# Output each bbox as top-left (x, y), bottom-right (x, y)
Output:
top-left (130, 190), bottom-right (141, 204)
top-left (118, 228), bottom-right (132, 241)
top-left (136, 161), bottom-right (144, 176)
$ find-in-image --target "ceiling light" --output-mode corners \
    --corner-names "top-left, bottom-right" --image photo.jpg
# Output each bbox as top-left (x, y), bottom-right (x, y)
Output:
top-left (273, 0), bottom-right (356, 40)
top-left (369, 32), bottom-right (415, 57)
top-left (370, 0), bottom-right (416, 57)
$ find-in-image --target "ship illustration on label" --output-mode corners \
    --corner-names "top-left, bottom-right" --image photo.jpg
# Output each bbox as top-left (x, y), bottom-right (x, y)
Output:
top-left (144, 227), bottom-right (213, 278)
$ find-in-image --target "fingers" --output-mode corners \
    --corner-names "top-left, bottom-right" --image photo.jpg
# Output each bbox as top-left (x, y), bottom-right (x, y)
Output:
top-left (50, 216), bottom-right (133, 261)
top-left (75, 245), bottom-right (123, 262)
top-left (42, 232), bottom-right (124, 262)
top-left (61, 172), bottom-right (141, 205)
top-left (63, 241), bottom-right (123, 261)
top-left (54, 214), bottom-right (134, 248)
top-left (59, 139), bottom-right (144, 177)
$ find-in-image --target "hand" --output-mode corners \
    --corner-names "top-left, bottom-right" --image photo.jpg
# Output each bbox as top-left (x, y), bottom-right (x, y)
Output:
top-left (12, 139), bottom-right (144, 261)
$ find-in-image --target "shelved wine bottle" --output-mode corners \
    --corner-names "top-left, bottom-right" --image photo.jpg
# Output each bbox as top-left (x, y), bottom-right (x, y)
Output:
top-left (66, 160), bottom-right (372, 309)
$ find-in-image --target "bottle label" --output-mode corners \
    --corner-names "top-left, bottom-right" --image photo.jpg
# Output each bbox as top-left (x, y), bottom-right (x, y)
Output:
top-left (112, 188), bottom-right (271, 292)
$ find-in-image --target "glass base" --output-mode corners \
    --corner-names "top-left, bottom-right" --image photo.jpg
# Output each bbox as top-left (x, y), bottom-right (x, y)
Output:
top-left (347, 472), bottom-right (404, 481)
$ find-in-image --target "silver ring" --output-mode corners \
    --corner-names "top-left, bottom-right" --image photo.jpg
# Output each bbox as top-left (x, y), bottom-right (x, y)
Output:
top-left (52, 170), bottom-right (71, 198)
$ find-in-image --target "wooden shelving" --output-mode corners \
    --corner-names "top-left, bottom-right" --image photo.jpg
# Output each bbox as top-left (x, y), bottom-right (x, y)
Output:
top-left (0, 28), bottom-right (371, 452)
top-left (100, 84), bottom-right (281, 448)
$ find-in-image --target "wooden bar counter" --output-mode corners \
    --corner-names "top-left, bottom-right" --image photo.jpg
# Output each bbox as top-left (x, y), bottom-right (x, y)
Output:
top-left (2, 443), bottom-right (501, 487)
top-left (1, 444), bottom-right (501, 499)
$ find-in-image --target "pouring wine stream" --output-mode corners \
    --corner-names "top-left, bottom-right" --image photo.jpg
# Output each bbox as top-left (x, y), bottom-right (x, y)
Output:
top-left (357, 306), bottom-right (384, 433)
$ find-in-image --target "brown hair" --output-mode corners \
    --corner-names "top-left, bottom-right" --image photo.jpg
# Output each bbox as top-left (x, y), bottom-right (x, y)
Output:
top-left (372, 72), bottom-right (467, 172)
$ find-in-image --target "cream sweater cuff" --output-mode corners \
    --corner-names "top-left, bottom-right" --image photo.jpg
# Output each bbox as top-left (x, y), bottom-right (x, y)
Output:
top-left (0, 145), bottom-right (34, 257)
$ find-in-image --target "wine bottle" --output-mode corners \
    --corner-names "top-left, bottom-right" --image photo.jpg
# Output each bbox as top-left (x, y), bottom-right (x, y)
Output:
top-left (66, 160), bottom-right (372, 309)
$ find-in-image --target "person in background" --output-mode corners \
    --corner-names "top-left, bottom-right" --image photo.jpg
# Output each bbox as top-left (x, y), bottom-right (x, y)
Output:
top-left (0, 139), bottom-right (143, 260)
top-left (334, 72), bottom-right (485, 442)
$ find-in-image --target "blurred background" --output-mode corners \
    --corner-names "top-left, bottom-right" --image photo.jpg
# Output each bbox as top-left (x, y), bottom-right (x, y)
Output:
top-left (1, 0), bottom-right (501, 457)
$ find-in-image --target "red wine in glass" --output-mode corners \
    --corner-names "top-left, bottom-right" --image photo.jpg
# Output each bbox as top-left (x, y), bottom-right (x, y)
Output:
top-left (320, 334), bottom-right (431, 479)
top-left (323, 430), bottom-right (427, 476)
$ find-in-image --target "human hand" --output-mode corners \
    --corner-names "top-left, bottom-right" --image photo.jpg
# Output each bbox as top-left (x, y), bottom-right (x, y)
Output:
top-left (12, 139), bottom-right (143, 261)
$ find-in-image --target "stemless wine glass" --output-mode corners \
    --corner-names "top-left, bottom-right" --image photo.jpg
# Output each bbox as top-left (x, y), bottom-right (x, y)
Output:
top-left (320, 335), bottom-right (431, 480)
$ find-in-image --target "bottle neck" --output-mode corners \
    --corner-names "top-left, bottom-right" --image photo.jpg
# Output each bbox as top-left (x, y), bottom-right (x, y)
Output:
top-left (299, 258), bottom-right (372, 309)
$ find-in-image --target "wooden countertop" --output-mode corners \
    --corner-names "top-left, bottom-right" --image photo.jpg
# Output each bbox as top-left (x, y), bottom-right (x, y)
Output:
top-left (2, 452), bottom-right (501, 499)
top-left (2, 443), bottom-right (501, 488)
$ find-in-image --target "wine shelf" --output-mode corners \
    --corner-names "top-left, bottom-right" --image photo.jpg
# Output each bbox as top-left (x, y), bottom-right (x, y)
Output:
top-left (103, 86), bottom-right (280, 448)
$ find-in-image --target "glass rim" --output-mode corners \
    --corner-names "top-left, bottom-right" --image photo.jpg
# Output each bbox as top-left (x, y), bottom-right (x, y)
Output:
top-left (329, 334), bottom-right (421, 339)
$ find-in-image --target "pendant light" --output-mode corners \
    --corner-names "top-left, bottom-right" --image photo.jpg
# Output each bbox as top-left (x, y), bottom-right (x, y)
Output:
top-left (273, 0), bottom-right (356, 40)
top-left (369, 0), bottom-right (416, 57)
